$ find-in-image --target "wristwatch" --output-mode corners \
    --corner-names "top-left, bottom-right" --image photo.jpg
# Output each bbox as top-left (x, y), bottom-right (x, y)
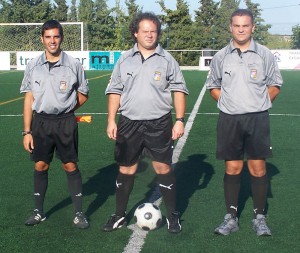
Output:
top-left (22, 130), bottom-right (32, 136)
top-left (176, 117), bottom-right (185, 123)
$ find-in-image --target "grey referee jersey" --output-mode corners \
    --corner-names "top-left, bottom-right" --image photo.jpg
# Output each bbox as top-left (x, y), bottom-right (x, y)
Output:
top-left (20, 51), bottom-right (89, 115)
top-left (205, 38), bottom-right (283, 115)
top-left (105, 43), bottom-right (189, 120)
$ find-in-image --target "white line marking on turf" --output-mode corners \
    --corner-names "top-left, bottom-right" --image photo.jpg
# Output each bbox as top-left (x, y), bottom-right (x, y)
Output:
top-left (2, 112), bottom-right (300, 117)
top-left (123, 198), bottom-right (162, 253)
top-left (197, 112), bottom-right (300, 117)
top-left (172, 86), bottom-right (207, 164)
top-left (122, 84), bottom-right (207, 253)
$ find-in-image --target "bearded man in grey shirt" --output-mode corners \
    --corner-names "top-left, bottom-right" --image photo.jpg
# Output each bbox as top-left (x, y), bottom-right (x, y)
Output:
top-left (103, 12), bottom-right (189, 233)
top-left (206, 9), bottom-right (283, 236)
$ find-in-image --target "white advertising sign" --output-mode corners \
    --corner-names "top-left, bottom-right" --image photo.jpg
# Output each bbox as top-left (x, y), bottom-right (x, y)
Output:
top-left (17, 51), bottom-right (42, 70)
top-left (17, 51), bottom-right (90, 70)
top-left (65, 51), bottom-right (89, 70)
top-left (200, 50), bottom-right (300, 71)
top-left (271, 50), bottom-right (300, 70)
top-left (199, 56), bottom-right (213, 71)
top-left (0, 52), bottom-right (11, 70)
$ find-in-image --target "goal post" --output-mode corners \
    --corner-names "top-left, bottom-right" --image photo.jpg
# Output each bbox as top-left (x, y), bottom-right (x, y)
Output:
top-left (0, 22), bottom-right (84, 52)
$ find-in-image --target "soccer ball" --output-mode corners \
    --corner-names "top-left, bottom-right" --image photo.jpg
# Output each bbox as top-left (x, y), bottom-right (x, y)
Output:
top-left (134, 203), bottom-right (162, 231)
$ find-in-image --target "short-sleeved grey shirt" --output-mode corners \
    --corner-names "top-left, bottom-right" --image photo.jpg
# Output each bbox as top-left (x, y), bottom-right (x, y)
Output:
top-left (105, 43), bottom-right (189, 120)
top-left (20, 51), bottom-right (89, 115)
top-left (205, 38), bottom-right (283, 115)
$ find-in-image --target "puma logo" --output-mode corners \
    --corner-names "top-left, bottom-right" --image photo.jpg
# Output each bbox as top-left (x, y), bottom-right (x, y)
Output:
top-left (225, 71), bottom-right (231, 77)
top-left (159, 184), bottom-right (173, 190)
top-left (116, 181), bottom-right (123, 188)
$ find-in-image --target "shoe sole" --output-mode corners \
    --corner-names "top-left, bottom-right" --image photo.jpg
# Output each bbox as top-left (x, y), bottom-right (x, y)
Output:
top-left (25, 217), bottom-right (46, 226)
top-left (214, 227), bottom-right (239, 235)
top-left (73, 223), bottom-right (89, 229)
top-left (257, 232), bottom-right (271, 236)
top-left (254, 229), bottom-right (271, 236)
top-left (102, 222), bottom-right (127, 232)
top-left (168, 229), bottom-right (182, 233)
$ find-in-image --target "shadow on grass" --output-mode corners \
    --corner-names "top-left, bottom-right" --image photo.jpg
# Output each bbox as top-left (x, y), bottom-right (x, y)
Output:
top-left (45, 160), bottom-right (149, 219)
top-left (125, 154), bottom-right (215, 223)
top-left (45, 154), bottom-right (216, 223)
top-left (175, 154), bottom-right (215, 215)
top-left (84, 160), bottom-right (151, 218)
top-left (237, 162), bottom-right (280, 217)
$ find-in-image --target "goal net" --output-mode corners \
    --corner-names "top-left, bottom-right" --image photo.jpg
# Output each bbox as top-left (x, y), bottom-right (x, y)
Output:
top-left (0, 22), bottom-right (84, 52)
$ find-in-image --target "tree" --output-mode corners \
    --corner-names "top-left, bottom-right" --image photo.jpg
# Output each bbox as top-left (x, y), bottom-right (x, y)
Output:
top-left (0, 0), bottom-right (15, 22)
top-left (109, 0), bottom-right (127, 50)
top-left (157, 1), bottom-right (192, 47)
top-left (31, 1), bottom-right (52, 22)
top-left (158, 0), bottom-right (199, 65)
top-left (126, 0), bottom-right (140, 17)
top-left (0, 0), bottom-right (51, 23)
top-left (124, 0), bottom-right (141, 46)
top-left (291, 25), bottom-right (300, 49)
top-left (265, 34), bottom-right (291, 49)
top-left (244, 0), bottom-right (271, 45)
top-left (78, 0), bottom-right (93, 50)
top-left (194, 0), bottom-right (218, 50)
top-left (53, 0), bottom-right (68, 22)
top-left (68, 0), bottom-right (78, 21)
top-left (213, 0), bottom-right (239, 49)
top-left (88, 0), bottom-right (117, 50)
top-left (78, 0), bottom-right (93, 22)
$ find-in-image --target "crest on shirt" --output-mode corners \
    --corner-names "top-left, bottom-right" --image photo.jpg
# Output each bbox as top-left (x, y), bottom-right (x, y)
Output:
top-left (153, 71), bottom-right (161, 81)
top-left (250, 69), bottom-right (257, 80)
top-left (59, 81), bottom-right (67, 91)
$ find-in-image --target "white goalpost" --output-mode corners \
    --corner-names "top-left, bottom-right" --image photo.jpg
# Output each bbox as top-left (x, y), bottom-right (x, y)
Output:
top-left (0, 22), bottom-right (84, 52)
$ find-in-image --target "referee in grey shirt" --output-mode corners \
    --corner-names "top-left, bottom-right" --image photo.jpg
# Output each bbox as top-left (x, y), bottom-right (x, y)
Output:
top-left (206, 9), bottom-right (283, 236)
top-left (20, 20), bottom-right (89, 229)
top-left (102, 12), bottom-right (189, 234)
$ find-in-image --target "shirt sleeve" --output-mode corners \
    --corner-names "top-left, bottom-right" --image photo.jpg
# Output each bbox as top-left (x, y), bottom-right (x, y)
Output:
top-left (20, 64), bottom-right (32, 93)
top-left (105, 58), bottom-right (123, 95)
top-left (77, 62), bottom-right (89, 95)
top-left (205, 54), bottom-right (222, 90)
top-left (264, 51), bottom-right (283, 88)
top-left (168, 56), bottom-right (189, 94)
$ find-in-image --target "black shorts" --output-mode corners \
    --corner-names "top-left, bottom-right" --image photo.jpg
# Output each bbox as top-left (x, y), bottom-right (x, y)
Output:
top-left (115, 112), bottom-right (173, 166)
top-left (31, 112), bottom-right (78, 164)
top-left (216, 111), bottom-right (272, 160)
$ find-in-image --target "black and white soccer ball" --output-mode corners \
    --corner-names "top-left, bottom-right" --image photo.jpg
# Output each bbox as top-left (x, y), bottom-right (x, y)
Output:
top-left (134, 203), bottom-right (162, 231)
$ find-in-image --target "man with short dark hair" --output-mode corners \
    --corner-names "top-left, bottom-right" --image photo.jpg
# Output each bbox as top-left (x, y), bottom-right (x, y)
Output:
top-left (20, 20), bottom-right (89, 229)
top-left (103, 12), bottom-right (189, 233)
top-left (206, 9), bottom-right (283, 236)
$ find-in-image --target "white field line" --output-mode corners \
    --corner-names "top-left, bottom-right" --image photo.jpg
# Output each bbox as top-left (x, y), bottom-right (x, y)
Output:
top-left (1, 112), bottom-right (300, 117)
top-left (122, 84), bottom-right (207, 253)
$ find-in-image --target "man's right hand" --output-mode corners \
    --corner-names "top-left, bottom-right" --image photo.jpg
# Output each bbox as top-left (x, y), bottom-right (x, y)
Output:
top-left (107, 121), bottom-right (117, 140)
top-left (23, 134), bottom-right (34, 153)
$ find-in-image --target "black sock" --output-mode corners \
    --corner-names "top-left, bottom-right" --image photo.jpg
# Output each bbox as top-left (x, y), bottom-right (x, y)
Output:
top-left (66, 169), bottom-right (83, 213)
top-left (224, 173), bottom-right (241, 217)
top-left (157, 171), bottom-right (176, 219)
top-left (251, 174), bottom-right (268, 215)
top-left (115, 173), bottom-right (135, 216)
top-left (33, 170), bottom-right (48, 212)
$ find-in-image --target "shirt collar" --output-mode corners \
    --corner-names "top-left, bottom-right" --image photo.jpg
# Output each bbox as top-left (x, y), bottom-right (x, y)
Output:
top-left (229, 38), bottom-right (257, 53)
top-left (39, 51), bottom-right (64, 65)
top-left (131, 43), bottom-right (165, 57)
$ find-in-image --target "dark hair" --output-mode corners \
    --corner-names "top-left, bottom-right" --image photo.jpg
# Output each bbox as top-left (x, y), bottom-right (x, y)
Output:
top-left (231, 9), bottom-right (254, 24)
top-left (129, 12), bottom-right (161, 41)
top-left (41, 20), bottom-right (64, 37)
